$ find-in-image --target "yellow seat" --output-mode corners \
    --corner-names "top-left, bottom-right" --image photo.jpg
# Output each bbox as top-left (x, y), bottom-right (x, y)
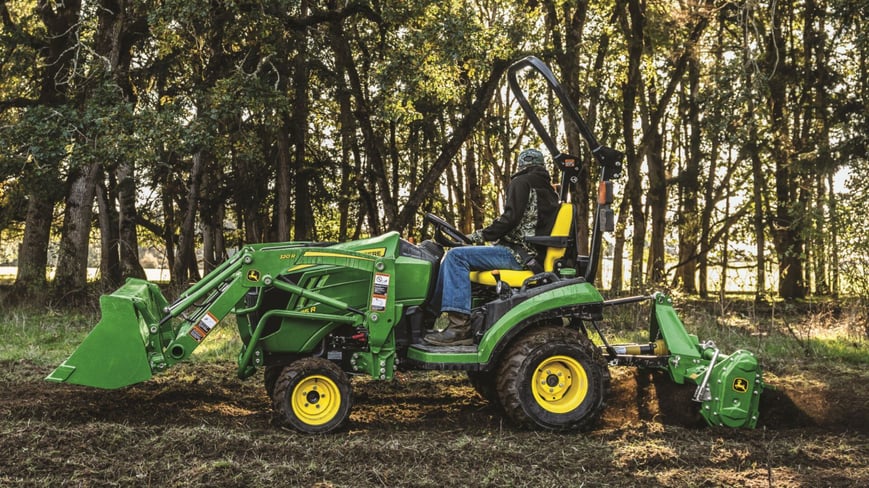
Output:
top-left (469, 202), bottom-right (574, 288)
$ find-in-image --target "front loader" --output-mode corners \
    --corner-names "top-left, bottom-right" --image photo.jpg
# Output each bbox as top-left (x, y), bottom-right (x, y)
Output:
top-left (47, 56), bottom-right (763, 433)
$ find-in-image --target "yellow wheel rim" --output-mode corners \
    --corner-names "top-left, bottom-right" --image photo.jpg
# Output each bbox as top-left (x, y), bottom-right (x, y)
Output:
top-left (531, 355), bottom-right (588, 414)
top-left (291, 375), bottom-right (342, 426)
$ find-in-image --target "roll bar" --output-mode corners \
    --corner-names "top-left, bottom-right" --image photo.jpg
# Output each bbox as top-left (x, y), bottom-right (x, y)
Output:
top-left (506, 56), bottom-right (625, 283)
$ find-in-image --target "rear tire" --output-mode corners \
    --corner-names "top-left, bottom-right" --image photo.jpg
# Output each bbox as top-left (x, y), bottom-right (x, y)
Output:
top-left (467, 370), bottom-right (501, 410)
top-left (272, 357), bottom-right (353, 434)
top-left (496, 326), bottom-right (609, 431)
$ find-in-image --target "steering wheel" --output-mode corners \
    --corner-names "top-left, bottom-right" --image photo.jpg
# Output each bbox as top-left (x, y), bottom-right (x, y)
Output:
top-left (424, 213), bottom-right (474, 248)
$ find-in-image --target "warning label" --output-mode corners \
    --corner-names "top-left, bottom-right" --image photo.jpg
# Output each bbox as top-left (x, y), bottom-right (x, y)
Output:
top-left (189, 311), bottom-right (218, 342)
top-left (373, 273), bottom-right (390, 295)
top-left (371, 273), bottom-right (390, 312)
top-left (371, 296), bottom-right (387, 311)
top-left (199, 311), bottom-right (218, 332)
top-left (189, 326), bottom-right (206, 342)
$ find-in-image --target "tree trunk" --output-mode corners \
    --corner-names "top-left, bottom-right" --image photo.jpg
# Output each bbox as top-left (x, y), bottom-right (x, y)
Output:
top-left (96, 175), bottom-right (122, 288)
top-left (465, 138), bottom-right (484, 232)
top-left (827, 172), bottom-right (839, 297)
top-left (720, 188), bottom-right (731, 301)
top-left (116, 160), bottom-right (145, 279)
top-left (172, 151), bottom-right (205, 285)
top-left (336, 82), bottom-right (356, 241)
top-left (14, 0), bottom-right (82, 292)
top-left (809, 0), bottom-right (832, 296)
top-left (54, 162), bottom-right (102, 292)
top-left (644, 123), bottom-right (667, 285)
top-left (160, 155), bottom-right (177, 277)
top-left (292, 0), bottom-right (315, 241)
top-left (15, 195), bottom-right (55, 289)
top-left (744, 41), bottom-right (767, 300)
top-left (766, 3), bottom-right (806, 300)
top-left (545, 0), bottom-right (591, 252)
top-left (200, 164), bottom-right (224, 274)
top-left (675, 56), bottom-right (701, 294)
top-left (275, 115), bottom-right (292, 241)
top-left (620, 0), bottom-right (646, 292)
top-left (813, 173), bottom-right (829, 295)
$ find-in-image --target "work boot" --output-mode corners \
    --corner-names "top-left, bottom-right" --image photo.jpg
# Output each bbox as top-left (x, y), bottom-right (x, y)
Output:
top-left (424, 312), bottom-right (473, 346)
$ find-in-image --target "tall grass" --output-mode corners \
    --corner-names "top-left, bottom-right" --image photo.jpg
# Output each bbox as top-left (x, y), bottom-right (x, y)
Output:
top-left (0, 308), bottom-right (97, 365)
top-left (593, 295), bottom-right (868, 370)
top-left (1, 295), bottom-right (866, 372)
top-left (0, 305), bottom-right (244, 368)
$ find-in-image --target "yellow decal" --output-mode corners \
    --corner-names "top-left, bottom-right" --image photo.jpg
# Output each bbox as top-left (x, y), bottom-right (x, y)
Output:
top-left (280, 253), bottom-right (298, 260)
top-left (247, 270), bottom-right (261, 282)
top-left (299, 306), bottom-right (318, 314)
top-left (304, 251), bottom-right (375, 261)
top-left (732, 377), bottom-right (749, 393)
top-left (359, 247), bottom-right (386, 257)
top-left (287, 264), bottom-right (314, 273)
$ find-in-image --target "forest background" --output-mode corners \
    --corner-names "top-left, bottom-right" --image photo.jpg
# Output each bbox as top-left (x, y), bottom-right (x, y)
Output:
top-left (1, 0), bottom-right (868, 304)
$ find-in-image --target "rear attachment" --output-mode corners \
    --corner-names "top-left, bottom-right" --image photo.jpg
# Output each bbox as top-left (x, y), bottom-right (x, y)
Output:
top-left (600, 293), bottom-right (764, 428)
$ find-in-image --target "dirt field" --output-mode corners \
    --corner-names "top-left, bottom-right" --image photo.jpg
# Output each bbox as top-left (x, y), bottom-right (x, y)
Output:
top-left (0, 357), bottom-right (866, 487)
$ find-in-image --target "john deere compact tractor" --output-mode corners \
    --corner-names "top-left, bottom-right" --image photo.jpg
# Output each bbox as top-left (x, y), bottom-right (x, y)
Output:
top-left (47, 57), bottom-right (763, 433)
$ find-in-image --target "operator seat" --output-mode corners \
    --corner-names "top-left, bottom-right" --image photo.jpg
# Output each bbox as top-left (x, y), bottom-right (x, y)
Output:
top-left (469, 202), bottom-right (578, 287)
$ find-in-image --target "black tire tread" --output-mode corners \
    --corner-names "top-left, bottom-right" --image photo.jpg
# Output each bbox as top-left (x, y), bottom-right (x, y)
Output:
top-left (263, 365), bottom-right (283, 398)
top-left (496, 325), bottom-right (611, 431)
top-left (467, 370), bottom-right (501, 411)
top-left (271, 357), bottom-right (353, 434)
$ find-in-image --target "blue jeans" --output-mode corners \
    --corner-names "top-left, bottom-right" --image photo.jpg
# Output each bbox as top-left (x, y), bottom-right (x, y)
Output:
top-left (432, 245), bottom-right (523, 315)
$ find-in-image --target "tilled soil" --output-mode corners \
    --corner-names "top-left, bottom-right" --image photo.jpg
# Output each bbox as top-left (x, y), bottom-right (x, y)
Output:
top-left (0, 359), bottom-right (867, 487)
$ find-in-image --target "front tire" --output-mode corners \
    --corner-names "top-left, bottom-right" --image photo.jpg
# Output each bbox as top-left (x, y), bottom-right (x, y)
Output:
top-left (497, 326), bottom-right (610, 431)
top-left (272, 357), bottom-right (353, 434)
top-left (264, 365), bottom-right (283, 398)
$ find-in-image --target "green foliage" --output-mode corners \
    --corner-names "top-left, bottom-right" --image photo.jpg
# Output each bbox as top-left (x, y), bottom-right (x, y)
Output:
top-left (189, 316), bottom-right (244, 362)
top-left (0, 0), bottom-right (867, 296)
top-left (0, 308), bottom-right (95, 366)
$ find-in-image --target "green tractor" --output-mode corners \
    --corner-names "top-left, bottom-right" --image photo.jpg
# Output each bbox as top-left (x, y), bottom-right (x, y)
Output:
top-left (47, 57), bottom-right (763, 434)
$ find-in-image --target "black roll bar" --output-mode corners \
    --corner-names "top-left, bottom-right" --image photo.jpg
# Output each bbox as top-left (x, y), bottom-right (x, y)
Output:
top-left (506, 56), bottom-right (625, 283)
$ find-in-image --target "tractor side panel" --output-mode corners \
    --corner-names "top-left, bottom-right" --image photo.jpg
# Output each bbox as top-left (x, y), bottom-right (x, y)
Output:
top-left (261, 267), bottom-right (371, 354)
top-left (476, 281), bottom-right (604, 364)
top-left (393, 256), bottom-right (433, 305)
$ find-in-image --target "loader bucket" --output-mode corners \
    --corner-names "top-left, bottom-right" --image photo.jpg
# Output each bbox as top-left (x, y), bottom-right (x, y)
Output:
top-left (46, 278), bottom-right (169, 389)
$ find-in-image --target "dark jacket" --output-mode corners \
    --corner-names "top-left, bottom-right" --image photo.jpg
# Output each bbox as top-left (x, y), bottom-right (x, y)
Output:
top-left (480, 165), bottom-right (560, 257)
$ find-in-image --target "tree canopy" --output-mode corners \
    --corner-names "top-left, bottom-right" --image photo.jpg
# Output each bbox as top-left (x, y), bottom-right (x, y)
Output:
top-left (1, 0), bottom-right (867, 300)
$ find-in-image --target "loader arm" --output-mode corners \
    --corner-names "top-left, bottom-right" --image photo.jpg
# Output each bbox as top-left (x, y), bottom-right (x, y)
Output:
top-left (47, 242), bottom-right (385, 389)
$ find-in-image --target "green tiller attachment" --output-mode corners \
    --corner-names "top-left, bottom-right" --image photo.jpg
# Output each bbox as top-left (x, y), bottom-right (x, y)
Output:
top-left (46, 279), bottom-right (169, 389)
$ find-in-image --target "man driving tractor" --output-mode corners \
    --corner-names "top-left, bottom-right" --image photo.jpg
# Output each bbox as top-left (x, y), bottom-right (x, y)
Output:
top-left (424, 148), bottom-right (560, 346)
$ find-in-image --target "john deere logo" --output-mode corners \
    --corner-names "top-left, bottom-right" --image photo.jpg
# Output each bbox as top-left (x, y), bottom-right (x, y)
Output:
top-left (247, 270), bottom-right (261, 282)
top-left (732, 377), bottom-right (749, 393)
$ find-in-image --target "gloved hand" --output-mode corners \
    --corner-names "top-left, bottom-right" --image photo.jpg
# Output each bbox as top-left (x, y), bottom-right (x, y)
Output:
top-left (466, 230), bottom-right (485, 245)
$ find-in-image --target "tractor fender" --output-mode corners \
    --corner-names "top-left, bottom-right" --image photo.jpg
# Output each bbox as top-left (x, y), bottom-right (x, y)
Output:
top-left (475, 280), bottom-right (604, 369)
